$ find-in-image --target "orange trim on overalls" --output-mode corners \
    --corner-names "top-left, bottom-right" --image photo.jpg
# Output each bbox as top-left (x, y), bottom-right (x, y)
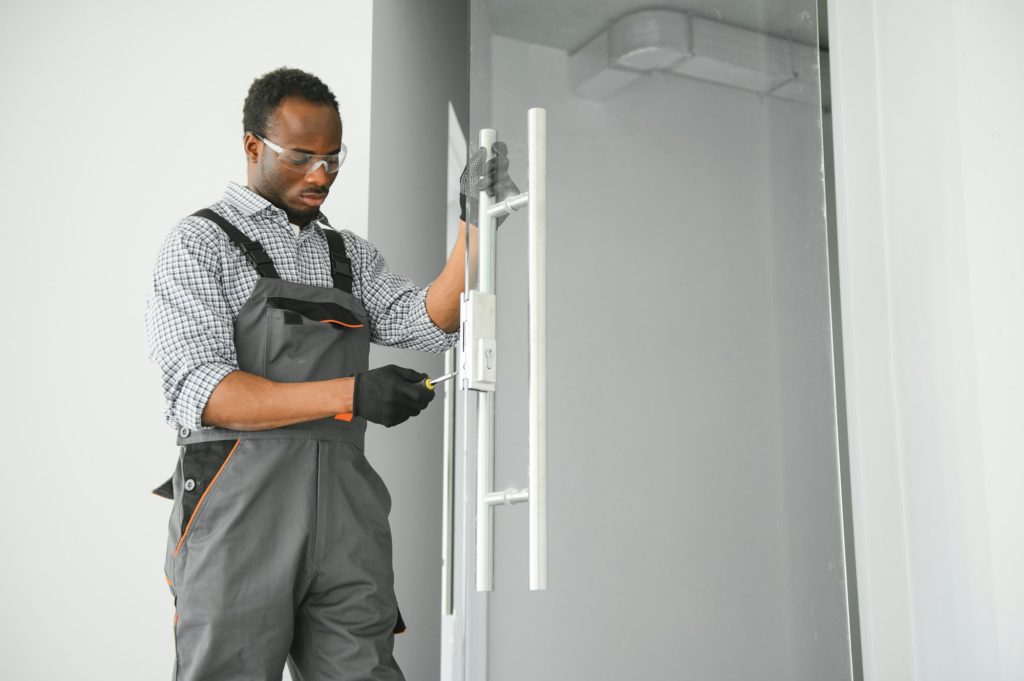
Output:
top-left (321, 319), bottom-right (365, 329)
top-left (334, 413), bottom-right (354, 422)
top-left (174, 439), bottom-right (241, 557)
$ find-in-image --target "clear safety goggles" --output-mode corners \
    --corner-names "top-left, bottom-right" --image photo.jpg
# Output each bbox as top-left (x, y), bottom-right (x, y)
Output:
top-left (251, 131), bottom-right (347, 174)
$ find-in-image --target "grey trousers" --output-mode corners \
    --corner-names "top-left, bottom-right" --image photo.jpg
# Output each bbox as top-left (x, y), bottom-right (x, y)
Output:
top-left (164, 437), bottom-right (405, 680)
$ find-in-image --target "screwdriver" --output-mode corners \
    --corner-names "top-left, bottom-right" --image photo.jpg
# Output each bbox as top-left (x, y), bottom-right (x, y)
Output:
top-left (424, 371), bottom-right (457, 390)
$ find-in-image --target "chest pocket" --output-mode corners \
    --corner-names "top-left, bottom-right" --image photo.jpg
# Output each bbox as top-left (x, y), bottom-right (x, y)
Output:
top-left (261, 295), bottom-right (368, 383)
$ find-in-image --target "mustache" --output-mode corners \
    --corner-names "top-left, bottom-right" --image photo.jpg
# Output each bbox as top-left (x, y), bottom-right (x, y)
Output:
top-left (301, 188), bottom-right (328, 196)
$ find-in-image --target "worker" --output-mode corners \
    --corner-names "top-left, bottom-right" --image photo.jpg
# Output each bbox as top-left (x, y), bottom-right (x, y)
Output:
top-left (146, 67), bottom-right (515, 680)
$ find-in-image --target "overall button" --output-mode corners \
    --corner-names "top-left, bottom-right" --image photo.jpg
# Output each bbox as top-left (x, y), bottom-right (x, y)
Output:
top-left (179, 427), bottom-right (191, 438)
top-left (184, 479), bottom-right (196, 492)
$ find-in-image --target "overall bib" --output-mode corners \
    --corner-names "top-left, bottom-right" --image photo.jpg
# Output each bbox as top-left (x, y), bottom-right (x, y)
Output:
top-left (155, 209), bottom-right (405, 681)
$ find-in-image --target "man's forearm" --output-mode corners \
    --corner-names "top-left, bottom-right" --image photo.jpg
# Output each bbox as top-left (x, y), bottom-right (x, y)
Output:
top-left (426, 220), bottom-right (477, 332)
top-left (202, 370), bottom-right (354, 431)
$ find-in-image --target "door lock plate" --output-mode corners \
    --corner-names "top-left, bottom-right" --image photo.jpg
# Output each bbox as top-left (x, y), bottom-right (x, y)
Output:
top-left (461, 290), bottom-right (497, 391)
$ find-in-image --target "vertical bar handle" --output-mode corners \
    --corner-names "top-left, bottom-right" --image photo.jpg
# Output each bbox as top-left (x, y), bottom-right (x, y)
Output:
top-left (440, 347), bottom-right (457, 614)
top-left (475, 129), bottom-right (498, 593)
top-left (528, 108), bottom-right (548, 591)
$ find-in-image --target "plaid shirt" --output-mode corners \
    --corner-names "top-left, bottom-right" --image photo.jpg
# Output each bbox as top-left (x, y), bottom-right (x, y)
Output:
top-left (146, 182), bottom-right (457, 431)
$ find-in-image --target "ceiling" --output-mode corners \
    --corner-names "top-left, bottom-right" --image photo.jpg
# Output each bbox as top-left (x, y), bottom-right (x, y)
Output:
top-left (484, 0), bottom-right (828, 53)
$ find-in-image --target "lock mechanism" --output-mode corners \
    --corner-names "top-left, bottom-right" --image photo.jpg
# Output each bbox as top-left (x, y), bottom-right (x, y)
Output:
top-left (460, 290), bottom-right (497, 392)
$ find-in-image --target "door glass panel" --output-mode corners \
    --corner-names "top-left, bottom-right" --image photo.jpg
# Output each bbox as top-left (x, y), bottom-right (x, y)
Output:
top-left (459, 2), bottom-right (850, 679)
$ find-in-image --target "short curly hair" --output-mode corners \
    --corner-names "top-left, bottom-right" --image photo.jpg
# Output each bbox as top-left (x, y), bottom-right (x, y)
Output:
top-left (243, 67), bottom-right (340, 136)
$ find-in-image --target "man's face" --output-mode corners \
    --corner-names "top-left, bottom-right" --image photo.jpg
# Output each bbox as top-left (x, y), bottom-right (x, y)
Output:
top-left (245, 98), bottom-right (343, 225)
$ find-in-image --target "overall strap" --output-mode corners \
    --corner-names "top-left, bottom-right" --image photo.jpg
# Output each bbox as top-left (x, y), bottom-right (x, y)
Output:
top-left (322, 228), bottom-right (354, 294)
top-left (191, 208), bottom-right (280, 279)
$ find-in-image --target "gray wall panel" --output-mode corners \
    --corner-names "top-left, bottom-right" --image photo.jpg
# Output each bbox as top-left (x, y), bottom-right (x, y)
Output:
top-left (366, 1), bottom-right (467, 677)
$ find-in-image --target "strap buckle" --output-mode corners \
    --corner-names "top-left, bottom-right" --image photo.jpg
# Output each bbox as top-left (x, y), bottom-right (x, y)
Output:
top-left (191, 208), bottom-right (280, 279)
top-left (332, 257), bottom-right (353, 279)
top-left (323, 228), bottom-right (353, 293)
top-left (239, 242), bottom-right (273, 270)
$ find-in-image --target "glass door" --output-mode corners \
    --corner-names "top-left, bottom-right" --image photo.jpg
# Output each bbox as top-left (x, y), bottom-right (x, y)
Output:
top-left (445, 2), bottom-right (853, 679)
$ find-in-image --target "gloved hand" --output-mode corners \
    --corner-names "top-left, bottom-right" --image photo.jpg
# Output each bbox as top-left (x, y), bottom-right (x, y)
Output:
top-left (460, 141), bottom-right (520, 227)
top-left (353, 364), bottom-right (436, 427)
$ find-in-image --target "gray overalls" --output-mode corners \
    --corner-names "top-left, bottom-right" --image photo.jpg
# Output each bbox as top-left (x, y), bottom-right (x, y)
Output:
top-left (154, 208), bottom-right (406, 681)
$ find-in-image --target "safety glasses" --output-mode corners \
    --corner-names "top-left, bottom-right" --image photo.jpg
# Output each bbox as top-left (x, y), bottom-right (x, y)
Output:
top-left (250, 131), bottom-right (347, 175)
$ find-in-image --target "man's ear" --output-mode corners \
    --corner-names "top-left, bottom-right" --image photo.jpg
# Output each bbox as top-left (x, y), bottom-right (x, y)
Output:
top-left (243, 132), bottom-right (261, 165)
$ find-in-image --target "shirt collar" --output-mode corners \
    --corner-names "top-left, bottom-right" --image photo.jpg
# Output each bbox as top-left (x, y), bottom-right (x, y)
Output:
top-left (222, 182), bottom-right (329, 231)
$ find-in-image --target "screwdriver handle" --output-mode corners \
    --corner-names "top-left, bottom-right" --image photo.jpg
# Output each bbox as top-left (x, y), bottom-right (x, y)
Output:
top-left (425, 372), bottom-right (457, 391)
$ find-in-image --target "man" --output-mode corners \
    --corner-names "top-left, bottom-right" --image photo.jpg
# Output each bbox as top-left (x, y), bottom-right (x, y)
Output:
top-left (146, 67), bottom-right (511, 680)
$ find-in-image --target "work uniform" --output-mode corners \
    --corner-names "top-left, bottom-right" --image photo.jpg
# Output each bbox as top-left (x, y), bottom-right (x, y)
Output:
top-left (146, 183), bottom-right (455, 680)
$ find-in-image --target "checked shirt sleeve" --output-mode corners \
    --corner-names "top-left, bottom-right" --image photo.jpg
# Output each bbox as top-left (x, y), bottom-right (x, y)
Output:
top-left (146, 220), bottom-right (238, 430)
top-left (344, 231), bottom-right (459, 352)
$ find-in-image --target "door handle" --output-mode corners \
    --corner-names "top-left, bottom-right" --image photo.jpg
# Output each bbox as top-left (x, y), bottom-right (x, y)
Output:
top-left (526, 108), bottom-right (548, 591)
top-left (466, 108), bottom-right (547, 592)
top-left (441, 347), bottom-right (457, 615)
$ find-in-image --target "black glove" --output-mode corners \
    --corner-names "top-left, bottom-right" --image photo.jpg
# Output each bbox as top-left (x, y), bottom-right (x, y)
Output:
top-left (460, 141), bottom-right (520, 227)
top-left (353, 365), bottom-right (436, 427)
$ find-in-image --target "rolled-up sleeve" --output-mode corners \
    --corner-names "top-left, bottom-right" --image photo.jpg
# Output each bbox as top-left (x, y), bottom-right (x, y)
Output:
top-left (345, 232), bottom-right (459, 352)
top-left (145, 220), bottom-right (238, 430)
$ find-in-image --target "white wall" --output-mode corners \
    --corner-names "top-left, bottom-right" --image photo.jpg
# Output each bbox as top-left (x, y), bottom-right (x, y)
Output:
top-left (828, 0), bottom-right (1024, 678)
top-left (0, 1), bottom-right (374, 677)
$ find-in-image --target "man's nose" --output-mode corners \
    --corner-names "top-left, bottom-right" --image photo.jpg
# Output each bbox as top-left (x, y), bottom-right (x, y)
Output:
top-left (304, 163), bottom-right (331, 184)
